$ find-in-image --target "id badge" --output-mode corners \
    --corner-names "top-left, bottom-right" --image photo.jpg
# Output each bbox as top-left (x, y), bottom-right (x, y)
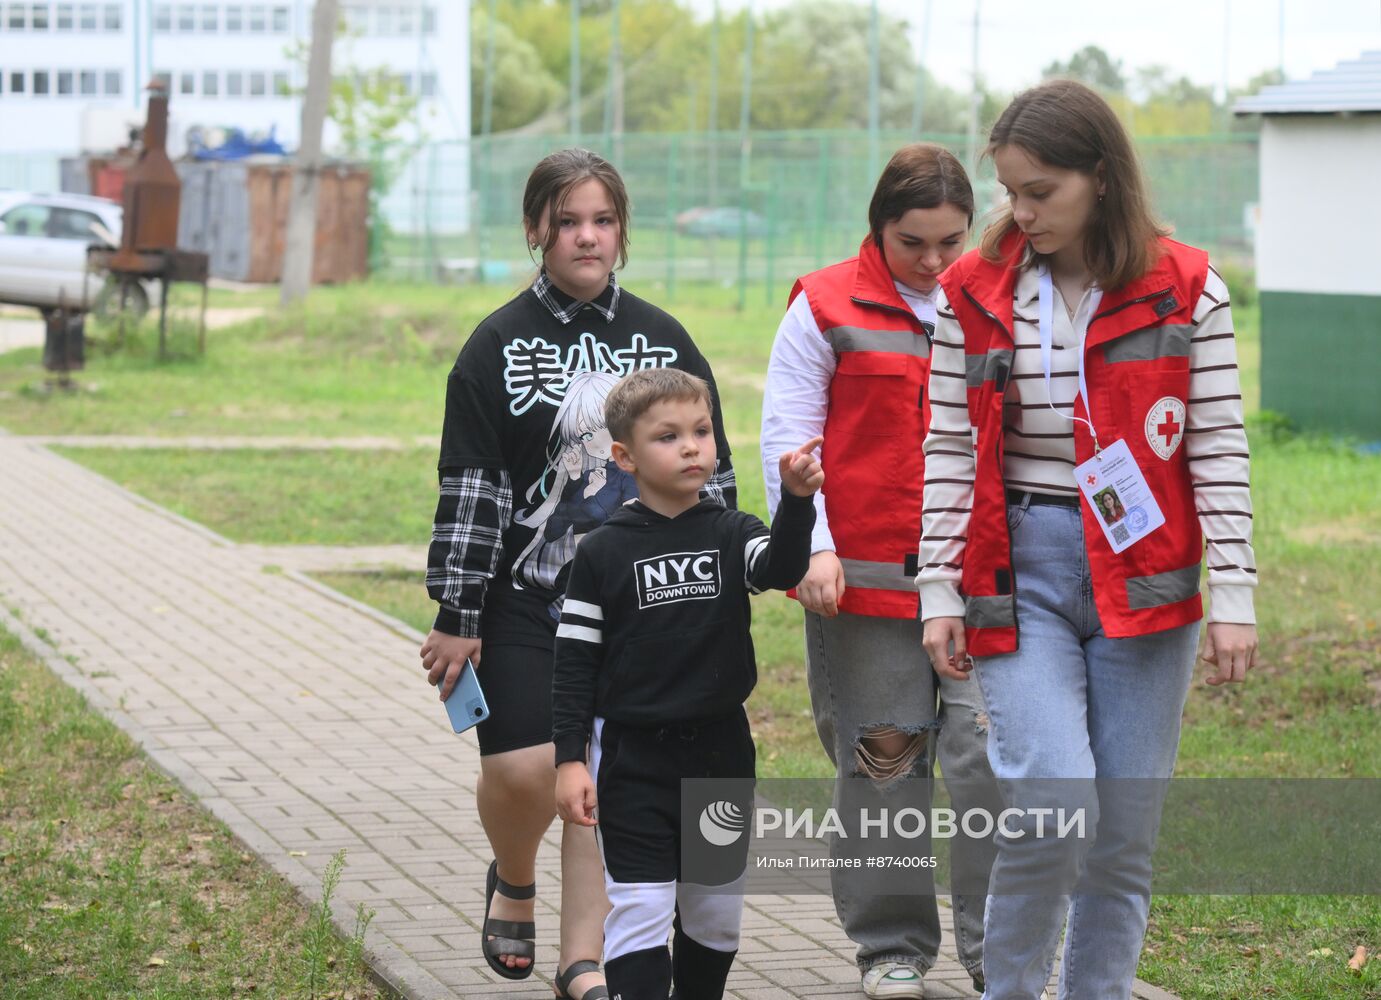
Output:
top-left (1074, 439), bottom-right (1166, 553)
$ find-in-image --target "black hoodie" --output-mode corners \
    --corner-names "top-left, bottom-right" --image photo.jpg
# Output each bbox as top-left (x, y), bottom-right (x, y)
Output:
top-left (551, 492), bottom-right (815, 764)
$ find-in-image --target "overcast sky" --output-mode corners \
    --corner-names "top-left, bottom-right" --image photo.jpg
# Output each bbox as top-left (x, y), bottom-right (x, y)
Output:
top-left (685, 0), bottom-right (1381, 97)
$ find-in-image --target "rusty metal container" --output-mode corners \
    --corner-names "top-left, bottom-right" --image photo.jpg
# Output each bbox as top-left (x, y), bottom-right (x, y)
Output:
top-left (110, 83), bottom-right (181, 271)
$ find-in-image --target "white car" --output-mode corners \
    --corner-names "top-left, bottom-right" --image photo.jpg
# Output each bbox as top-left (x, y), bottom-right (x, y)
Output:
top-left (0, 190), bottom-right (151, 318)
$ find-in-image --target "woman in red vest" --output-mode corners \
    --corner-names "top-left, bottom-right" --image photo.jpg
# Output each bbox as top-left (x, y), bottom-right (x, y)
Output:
top-left (919, 81), bottom-right (1260, 999)
top-left (762, 143), bottom-right (996, 999)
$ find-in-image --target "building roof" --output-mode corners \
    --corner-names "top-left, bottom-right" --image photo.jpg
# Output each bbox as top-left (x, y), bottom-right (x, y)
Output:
top-left (1235, 50), bottom-right (1381, 115)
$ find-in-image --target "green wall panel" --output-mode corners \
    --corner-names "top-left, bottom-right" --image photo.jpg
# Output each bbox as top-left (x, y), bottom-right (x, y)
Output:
top-left (1261, 290), bottom-right (1381, 439)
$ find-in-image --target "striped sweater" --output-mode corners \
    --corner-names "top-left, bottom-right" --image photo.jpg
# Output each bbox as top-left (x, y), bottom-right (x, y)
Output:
top-left (918, 263), bottom-right (1257, 625)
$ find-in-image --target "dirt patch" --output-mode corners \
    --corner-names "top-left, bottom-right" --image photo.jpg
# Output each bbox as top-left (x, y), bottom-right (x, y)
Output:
top-left (1289, 515), bottom-right (1381, 547)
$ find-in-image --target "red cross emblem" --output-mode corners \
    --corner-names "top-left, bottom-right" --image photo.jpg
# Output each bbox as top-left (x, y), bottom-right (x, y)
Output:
top-left (1086, 474), bottom-right (1097, 486)
top-left (1144, 396), bottom-right (1187, 459)
top-left (1157, 413), bottom-right (1182, 447)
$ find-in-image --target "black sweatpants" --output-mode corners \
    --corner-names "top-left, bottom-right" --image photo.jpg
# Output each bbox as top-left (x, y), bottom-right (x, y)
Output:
top-left (592, 710), bottom-right (756, 1000)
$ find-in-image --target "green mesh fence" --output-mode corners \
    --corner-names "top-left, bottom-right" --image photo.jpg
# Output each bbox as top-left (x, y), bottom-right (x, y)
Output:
top-left (384, 128), bottom-right (1261, 298)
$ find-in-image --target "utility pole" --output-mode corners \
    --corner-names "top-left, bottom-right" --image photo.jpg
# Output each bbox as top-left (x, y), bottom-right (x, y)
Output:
top-left (867, 0), bottom-right (879, 182)
top-left (965, 0), bottom-right (981, 175)
top-left (281, 0), bottom-right (337, 305)
top-left (570, 0), bottom-right (581, 141)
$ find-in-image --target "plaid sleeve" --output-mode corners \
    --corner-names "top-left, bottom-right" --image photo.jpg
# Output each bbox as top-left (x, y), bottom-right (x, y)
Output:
top-left (426, 467), bottom-right (514, 637)
top-left (702, 455), bottom-right (738, 510)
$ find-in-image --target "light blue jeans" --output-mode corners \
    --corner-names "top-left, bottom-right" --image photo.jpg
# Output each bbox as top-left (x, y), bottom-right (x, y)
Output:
top-left (805, 609), bottom-right (995, 979)
top-left (974, 498), bottom-right (1198, 1000)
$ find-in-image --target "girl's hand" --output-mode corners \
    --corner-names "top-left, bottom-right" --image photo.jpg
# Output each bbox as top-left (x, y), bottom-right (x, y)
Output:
top-left (779, 436), bottom-right (825, 497)
top-left (555, 762), bottom-right (598, 826)
top-left (923, 617), bottom-right (972, 681)
top-left (798, 551), bottom-right (846, 617)
top-left (420, 631), bottom-right (483, 701)
top-left (1202, 623), bottom-right (1258, 686)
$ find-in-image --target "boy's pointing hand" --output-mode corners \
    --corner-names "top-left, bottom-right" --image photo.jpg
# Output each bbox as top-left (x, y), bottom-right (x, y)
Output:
top-left (780, 436), bottom-right (825, 497)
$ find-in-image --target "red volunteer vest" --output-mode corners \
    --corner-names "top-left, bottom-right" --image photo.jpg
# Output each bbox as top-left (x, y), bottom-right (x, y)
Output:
top-left (789, 239), bottom-right (933, 618)
top-left (938, 232), bottom-right (1211, 655)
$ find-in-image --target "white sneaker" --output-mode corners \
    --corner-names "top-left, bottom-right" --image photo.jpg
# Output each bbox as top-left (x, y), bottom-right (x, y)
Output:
top-left (862, 961), bottom-right (925, 998)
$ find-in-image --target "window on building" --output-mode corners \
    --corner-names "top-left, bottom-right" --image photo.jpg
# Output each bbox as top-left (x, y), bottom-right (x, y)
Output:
top-left (102, 2), bottom-right (118, 29)
top-left (374, 4), bottom-right (392, 34)
top-left (272, 69), bottom-right (287, 95)
top-left (342, 2), bottom-right (365, 33)
top-left (271, 3), bottom-right (286, 31)
top-left (420, 71), bottom-right (436, 98)
top-left (32, 69), bottom-right (49, 94)
top-left (31, 3), bottom-right (49, 30)
top-left (79, 68), bottom-right (96, 93)
top-left (78, 2), bottom-right (95, 29)
top-left (153, 69), bottom-right (171, 91)
top-left (55, 3), bottom-right (72, 28)
top-left (176, 3), bottom-right (193, 30)
top-left (422, 5), bottom-right (435, 34)
top-left (9, 70), bottom-right (25, 93)
top-left (248, 70), bottom-right (265, 96)
top-left (0, 204), bottom-right (52, 238)
top-left (199, 2), bottom-right (215, 29)
top-left (202, 69), bottom-right (217, 95)
top-left (57, 69), bottom-right (74, 94)
top-left (7, 4), bottom-right (27, 29)
top-left (247, 3), bottom-right (264, 31)
top-left (102, 68), bottom-right (119, 94)
top-left (152, 3), bottom-right (169, 30)
top-left (398, 4), bottom-right (415, 34)
top-left (225, 69), bottom-right (242, 95)
top-left (179, 70), bottom-right (194, 95)
top-left (224, 3), bottom-right (240, 30)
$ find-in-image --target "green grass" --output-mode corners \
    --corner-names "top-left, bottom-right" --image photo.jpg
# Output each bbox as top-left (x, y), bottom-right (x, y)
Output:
top-left (53, 446), bottom-right (438, 546)
top-left (3, 278), bottom-right (1377, 998)
top-left (0, 628), bottom-right (387, 999)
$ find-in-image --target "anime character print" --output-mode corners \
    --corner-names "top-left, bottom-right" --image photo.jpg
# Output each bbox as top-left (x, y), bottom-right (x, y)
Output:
top-left (511, 370), bottom-right (637, 604)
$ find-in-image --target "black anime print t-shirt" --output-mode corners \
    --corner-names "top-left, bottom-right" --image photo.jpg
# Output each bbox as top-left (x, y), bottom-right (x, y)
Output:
top-left (438, 286), bottom-right (733, 646)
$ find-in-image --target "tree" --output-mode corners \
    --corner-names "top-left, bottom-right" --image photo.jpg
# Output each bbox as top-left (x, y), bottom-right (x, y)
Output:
top-left (281, 0), bottom-right (336, 305)
top-left (1042, 45), bottom-right (1126, 93)
top-left (471, 6), bottom-right (565, 133)
top-left (749, 0), bottom-right (916, 130)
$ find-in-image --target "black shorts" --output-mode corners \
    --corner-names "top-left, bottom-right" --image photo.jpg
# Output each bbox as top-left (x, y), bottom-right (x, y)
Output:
top-left (473, 642), bottom-right (555, 757)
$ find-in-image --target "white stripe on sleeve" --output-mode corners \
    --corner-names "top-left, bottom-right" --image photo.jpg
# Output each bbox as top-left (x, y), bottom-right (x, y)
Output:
top-left (556, 623), bottom-right (604, 644)
top-left (562, 599), bottom-right (604, 621)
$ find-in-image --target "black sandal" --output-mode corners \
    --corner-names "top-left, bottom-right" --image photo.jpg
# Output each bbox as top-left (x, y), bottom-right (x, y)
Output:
top-left (554, 959), bottom-right (609, 1000)
top-left (482, 859), bottom-right (536, 980)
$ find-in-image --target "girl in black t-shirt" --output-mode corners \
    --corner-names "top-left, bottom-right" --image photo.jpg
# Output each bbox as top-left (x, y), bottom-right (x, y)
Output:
top-left (419, 149), bottom-right (735, 1000)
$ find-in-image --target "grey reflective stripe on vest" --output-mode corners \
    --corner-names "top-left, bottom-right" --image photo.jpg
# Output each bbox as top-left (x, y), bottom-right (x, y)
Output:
top-left (1125, 563), bottom-right (1202, 610)
top-left (825, 326), bottom-right (931, 358)
top-left (1102, 324), bottom-right (1194, 364)
top-left (965, 348), bottom-right (1015, 389)
top-left (838, 558), bottom-right (919, 592)
top-left (964, 593), bottom-right (1016, 629)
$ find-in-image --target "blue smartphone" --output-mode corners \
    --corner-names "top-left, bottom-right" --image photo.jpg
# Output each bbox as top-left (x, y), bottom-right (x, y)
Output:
top-left (442, 660), bottom-right (490, 734)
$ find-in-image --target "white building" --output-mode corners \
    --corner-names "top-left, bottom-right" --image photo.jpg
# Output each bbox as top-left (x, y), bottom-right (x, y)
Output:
top-left (0, 1), bottom-right (470, 155)
top-left (1234, 50), bottom-right (1381, 438)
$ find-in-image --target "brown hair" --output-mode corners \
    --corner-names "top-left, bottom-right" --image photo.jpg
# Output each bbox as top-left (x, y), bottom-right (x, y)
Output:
top-left (521, 148), bottom-right (631, 270)
top-left (604, 369), bottom-right (713, 445)
top-left (979, 79), bottom-right (1168, 289)
top-left (868, 143), bottom-right (975, 245)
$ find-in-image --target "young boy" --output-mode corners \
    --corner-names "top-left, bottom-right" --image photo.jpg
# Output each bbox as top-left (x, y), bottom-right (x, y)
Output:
top-left (553, 368), bottom-right (822, 1000)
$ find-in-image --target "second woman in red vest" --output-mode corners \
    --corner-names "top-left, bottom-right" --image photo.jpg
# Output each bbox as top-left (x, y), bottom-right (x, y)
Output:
top-left (761, 143), bottom-right (996, 999)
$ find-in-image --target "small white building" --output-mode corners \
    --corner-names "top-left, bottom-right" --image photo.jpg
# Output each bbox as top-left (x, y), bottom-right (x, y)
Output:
top-left (1234, 51), bottom-right (1381, 438)
top-left (0, 1), bottom-right (470, 154)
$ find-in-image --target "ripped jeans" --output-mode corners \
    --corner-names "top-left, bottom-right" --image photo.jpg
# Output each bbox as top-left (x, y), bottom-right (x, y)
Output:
top-left (804, 610), bottom-right (997, 978)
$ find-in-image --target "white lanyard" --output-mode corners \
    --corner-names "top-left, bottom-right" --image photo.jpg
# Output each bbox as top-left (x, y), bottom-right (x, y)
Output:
top-left (1037, 263), bottom-right (1103, 451)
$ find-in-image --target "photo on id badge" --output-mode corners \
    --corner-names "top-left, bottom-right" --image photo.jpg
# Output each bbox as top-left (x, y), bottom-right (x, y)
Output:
top-left (1094, 487), bottom-right (1127, 526)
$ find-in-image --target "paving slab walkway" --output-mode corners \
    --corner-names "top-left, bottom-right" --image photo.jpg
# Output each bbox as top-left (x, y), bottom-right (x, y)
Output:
top-left (0, 436), bottom-right (1178, 1000)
